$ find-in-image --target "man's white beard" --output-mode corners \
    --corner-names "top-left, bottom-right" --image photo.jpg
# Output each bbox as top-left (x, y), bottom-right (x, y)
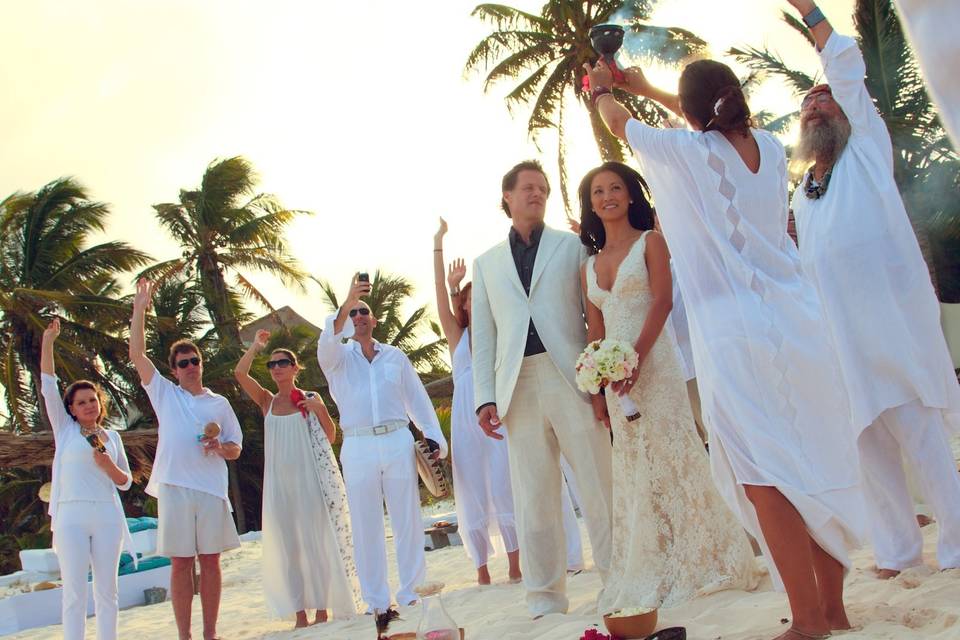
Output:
top-left (795, 116), bottom-right (852, 167)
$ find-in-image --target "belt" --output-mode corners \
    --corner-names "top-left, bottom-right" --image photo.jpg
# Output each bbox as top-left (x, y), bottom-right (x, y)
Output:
top-left (342, 420), bottom-right (408, 438)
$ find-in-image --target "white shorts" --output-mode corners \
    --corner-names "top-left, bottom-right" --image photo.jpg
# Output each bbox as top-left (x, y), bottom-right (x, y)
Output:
top-left (157, 483), bottom-right (240, 557)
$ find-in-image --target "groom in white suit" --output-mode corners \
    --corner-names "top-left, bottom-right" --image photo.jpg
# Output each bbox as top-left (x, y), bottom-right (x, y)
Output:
top-left (472, 160), bottom-right (613, 617)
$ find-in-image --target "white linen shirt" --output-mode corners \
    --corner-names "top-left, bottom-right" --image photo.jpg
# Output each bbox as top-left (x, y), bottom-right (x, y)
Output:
top-left (41, 373), bottom-right (135, 560)
top-left (142, 365), bottom-right (243, 503)
top-left (316, 314), bottom-right (448, 458)
top-left (791, 32), bottom-right (960, 434)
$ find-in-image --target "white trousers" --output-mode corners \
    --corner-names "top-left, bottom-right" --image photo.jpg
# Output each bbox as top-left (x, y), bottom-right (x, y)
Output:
top-left (502, 353), bottom-right (613, 616)
top-left (339, 427), bottom-right (424, 610)
top-left (55, 501), bottom-right (123, 640)
top-left (858, 399), bottom-right (960, 570)
top-left (559, 459), bottom-right (584, 571)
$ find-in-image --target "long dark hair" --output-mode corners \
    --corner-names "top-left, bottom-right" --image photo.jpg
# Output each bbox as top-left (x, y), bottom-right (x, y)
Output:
top-left (578, 162), bottom-right (655, 255)
top-left (678, 59), bottom-right (752, 136)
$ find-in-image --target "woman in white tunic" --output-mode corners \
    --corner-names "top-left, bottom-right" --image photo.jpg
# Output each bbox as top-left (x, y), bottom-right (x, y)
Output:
top-left (584, 57), bottom-right (865, 640)
top-left (40, 319), bottom-right (133, 640)
top-left (434, 218), bottom-right (522, 585)
top-left (579, 162), bottom-right (757, 637)
top-left (235, 332), bottom-right (360, 626)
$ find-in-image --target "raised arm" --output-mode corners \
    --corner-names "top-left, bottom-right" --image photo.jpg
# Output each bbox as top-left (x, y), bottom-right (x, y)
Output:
top-left (333, 275), bottom-right (371, 336)
top-left (583, 61), bottom-right (682, 141)
top-left (234, 329), bottom-right (273, 415)
top-left (40, 318), bottom-right (59, 376)
top-left (318, 276), bottom-right (368, 372)
top-left (129, 278), bottom-right (156, 385)
top-left (786, 0), bottom-right (832, 50)
top-left (39, 319), bottom-right (72, 433)
top-left (433, 217), bottom-right (464, 353)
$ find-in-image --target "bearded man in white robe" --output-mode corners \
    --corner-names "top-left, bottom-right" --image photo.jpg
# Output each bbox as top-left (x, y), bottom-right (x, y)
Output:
top-left (788, 0), bottom-right (960, 579)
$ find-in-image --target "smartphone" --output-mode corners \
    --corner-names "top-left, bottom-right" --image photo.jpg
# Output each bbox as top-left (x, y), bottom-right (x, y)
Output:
top-left (358, 272), bottom-right (370, 283)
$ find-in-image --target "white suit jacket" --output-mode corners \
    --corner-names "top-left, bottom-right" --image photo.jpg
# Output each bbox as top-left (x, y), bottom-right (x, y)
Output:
top-left (471, 225), bottom-right (590, 416)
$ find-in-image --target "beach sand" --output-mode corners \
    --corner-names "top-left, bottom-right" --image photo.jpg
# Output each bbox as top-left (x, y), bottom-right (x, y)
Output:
top-left (7, 438), bottom-right (960, 639)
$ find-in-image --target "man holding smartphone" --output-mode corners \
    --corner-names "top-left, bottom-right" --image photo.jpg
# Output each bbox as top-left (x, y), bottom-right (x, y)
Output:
top-left (317, 273), bottom-right (448, 614)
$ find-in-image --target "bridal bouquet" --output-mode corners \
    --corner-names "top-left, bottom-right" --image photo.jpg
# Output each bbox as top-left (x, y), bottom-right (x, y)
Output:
top-left (575, 339), bottom-right (641, 421)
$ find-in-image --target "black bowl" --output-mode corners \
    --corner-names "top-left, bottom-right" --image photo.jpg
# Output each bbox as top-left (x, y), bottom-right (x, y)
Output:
top-left (589, 23), bottom-right (625, 56)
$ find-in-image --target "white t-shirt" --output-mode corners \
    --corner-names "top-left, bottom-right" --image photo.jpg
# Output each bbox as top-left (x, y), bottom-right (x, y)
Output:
top-left (143, 365), bottom-right (243, 503)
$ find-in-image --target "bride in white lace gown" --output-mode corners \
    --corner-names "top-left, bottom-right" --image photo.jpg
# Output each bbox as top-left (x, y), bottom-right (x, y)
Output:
top-left (578, 163), bottom-right (757, 630)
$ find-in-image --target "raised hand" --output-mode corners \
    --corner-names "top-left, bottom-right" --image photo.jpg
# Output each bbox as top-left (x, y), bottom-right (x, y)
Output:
top-left (133, 278), bottom-right (156, 313)
top-left (618, 66), bottom-right (652, 97)
top-left (566, 216), bottom-right (581, 235)
top-left (435, 217), bottom-right (448, 245)
top-left (582, 59), bottom-right (615, 90)
top-left (43, 318), bottom-right (61, 342)
top-left (253, 329), bottom-right (270, 350)
top-left (347, 274), bottom-right (372, 305)
top-left (447, 258), bottom-right (466, 290)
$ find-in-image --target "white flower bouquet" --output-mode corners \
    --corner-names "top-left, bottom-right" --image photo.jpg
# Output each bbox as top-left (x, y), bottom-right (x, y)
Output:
top-left (575, 339), bottom-right (641, 421)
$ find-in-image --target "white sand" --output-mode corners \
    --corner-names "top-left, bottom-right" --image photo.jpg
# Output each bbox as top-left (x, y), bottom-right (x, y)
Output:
top-left (6, 514), bottom-right (959, 640)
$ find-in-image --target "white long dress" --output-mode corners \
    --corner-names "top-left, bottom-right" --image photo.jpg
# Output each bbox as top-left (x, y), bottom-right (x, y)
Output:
top-left (587, 232), bottom-right (758, 615)
top-left (261, 399), bottom-right (361, 618)
top-left (624, 121), bottom-right (867, 588)
top-left (451, 329), bottom-right (519, 568)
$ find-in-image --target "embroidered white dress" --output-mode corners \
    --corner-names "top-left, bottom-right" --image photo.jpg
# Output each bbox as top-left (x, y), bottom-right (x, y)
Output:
top-left (624, 121), bottom-right (867, 588)
top-left (451, 329), bottom-right (519, 568)
top-left (587, 233), bottom-right (757, 615)
top-left (261, 399), bottom-right (361, 619)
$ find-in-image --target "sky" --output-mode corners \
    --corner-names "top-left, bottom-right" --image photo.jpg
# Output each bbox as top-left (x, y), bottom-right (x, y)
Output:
top-left (0, 0), bottom-right (856, 346)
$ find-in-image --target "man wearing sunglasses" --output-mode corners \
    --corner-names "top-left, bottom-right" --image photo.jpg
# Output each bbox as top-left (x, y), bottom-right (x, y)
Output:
top-left (788, 0), bottom-right (960, 579)
top-left (317, 274), bottom-right (448, 614)
top-left (129, 279), bottom-right (243, 640)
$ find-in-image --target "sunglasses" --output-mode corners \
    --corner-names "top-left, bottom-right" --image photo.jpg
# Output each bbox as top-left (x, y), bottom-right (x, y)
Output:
top-left (266, 358), bottom-right (293, 370)
top-left (175, 357), bottom-right (201, 369)
top-left (349, 308), bottom-right (371, 317)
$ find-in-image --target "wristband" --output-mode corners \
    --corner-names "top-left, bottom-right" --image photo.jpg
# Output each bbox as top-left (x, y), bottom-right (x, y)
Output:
top-left (802, 6), bottom-right (826, 28)
top-left (590, 86), bottom-right (612, 108)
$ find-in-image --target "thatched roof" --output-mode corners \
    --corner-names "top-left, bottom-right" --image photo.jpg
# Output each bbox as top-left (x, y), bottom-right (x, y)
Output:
top-left (239, 306), bottom-right (321, 345)
top-left (0, 429), bottom-right (158, 483)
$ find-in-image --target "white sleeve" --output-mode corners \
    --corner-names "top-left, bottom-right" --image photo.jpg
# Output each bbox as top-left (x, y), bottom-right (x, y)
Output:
top-left (40, 373), bottom-right (71, 435)
top-left (893, 0), bottom-right (960, 146)
top-left (110, 431), bottom-right (133, 491)
top-left (470, 258), bottom-right (497, 412)
top-left (218, 401), bottom-right (244, 447)
top-left (400, 355), bottom-right (448, 459)
top-left (819, 32), bottom-right (893, 167)
top-left (625, 118), bottom-right (690, 172)
top-left (316, 313), bottom-right (353, 373)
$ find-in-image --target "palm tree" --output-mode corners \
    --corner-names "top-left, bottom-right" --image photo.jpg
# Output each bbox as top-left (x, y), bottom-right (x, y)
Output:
top-left (465, 0), bottom-right (707, 211)
top-left (728, 0), bottom-right (960, 297)
top-left (0, 179), bottom-right (152, 432)
top-left (145, 156), bottom-right (311, 356)
top-left (316, 270), bottom-right (448, 375)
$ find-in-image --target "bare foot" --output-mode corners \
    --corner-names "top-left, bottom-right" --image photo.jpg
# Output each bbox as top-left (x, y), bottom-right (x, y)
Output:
top-left (313, 609), bottom-right (328, 624)
top-left (876, 568), bottom-right (900, 580)
top-left (917, 514), bottom-right (933, 527)
top-left (508, 571), bottom-right (522, 584)
top-left (477, 565), bottom-right (491, 586)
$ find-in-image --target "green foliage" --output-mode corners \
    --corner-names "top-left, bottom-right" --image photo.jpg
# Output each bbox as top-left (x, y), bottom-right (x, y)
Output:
top-left (465, 0), bottom-right (706, 213)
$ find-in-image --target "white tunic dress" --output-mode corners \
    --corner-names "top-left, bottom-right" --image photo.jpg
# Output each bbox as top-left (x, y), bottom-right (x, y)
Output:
top-left (451, 329), bottom-right (519, 568)
top-left (625, 120), bottom-right (867, 587)
top-left (790, 32), bottom-right (960, 435)
top-left (261, 400), bottom-right (361, 618)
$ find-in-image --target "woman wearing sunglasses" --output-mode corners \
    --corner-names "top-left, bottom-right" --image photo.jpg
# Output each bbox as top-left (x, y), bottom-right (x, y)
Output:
top-left (40, 318), bottom-right (133, 640)
top-left (235, 331), bottom-right (361, 626)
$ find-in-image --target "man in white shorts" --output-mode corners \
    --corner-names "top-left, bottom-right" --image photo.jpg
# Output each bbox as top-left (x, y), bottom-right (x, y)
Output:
top-left (129, 279), bottom-right (243, 640)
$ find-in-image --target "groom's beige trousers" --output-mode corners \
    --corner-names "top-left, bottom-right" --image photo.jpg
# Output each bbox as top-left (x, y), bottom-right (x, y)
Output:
top-left (502, 353), bottom-right (613, 616)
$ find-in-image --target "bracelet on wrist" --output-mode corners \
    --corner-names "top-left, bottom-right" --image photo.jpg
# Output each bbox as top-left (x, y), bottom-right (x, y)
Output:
top-left (449, 288), bottom-right (460, 296)
top-left (802, 6), bottom-right (826, 28)
top-left (590, 86), bottom-right (613, 109)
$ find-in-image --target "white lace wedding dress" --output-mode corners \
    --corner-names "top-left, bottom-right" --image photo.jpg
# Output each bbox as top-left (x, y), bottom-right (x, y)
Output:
top-left (587, 231), bottom-right (758, 616)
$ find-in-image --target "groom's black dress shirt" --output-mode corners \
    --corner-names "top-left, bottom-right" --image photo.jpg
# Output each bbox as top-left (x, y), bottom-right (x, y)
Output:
top-left (509, 223), bottom-right (547, 357)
